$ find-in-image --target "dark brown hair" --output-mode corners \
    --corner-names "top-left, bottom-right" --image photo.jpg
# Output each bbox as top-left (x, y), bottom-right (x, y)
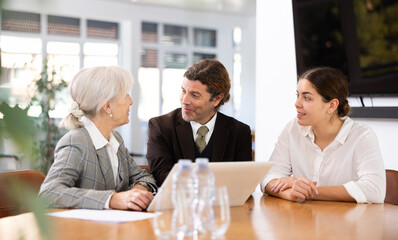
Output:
top-left (184, 59), bottom-right (231, 111)
top-left (299, 67), bottom-right (351, 117)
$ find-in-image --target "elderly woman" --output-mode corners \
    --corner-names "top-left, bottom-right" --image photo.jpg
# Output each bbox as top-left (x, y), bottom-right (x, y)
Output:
top-left (39, 66), bottom-right (156, 211)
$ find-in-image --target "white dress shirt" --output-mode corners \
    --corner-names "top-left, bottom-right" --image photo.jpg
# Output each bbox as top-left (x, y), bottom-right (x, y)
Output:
top-left (83, 117), bottom-right (120, 208)
top-left (260, 117), bottom-right (386, 203)
top-left (190, 112), bottom-right (217, 146)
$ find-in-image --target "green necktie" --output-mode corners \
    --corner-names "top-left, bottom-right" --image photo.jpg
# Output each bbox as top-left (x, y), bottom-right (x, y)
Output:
top-left (195, 126), bottom-right (209, 153)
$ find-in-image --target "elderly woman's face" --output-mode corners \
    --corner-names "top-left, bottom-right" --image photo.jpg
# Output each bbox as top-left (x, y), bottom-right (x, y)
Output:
top-left (110, 92), bottom-right (133, 127)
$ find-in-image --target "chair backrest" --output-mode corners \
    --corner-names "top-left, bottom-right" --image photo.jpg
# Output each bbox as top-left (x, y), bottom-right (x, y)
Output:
top-left (385, 169), bottom-right (398, 205)
top-left (0, 170), bottom-right (46, 218)
top-left (139, 165), bottom-right (150, 173)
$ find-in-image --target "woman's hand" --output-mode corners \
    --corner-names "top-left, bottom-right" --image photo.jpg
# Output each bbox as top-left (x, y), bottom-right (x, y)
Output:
top-left (109, 188), bottom-right (154, 211)
top-left (270, 176), bottom-right (296, 193)
top-left (289, 177), bottom-right (318, 201)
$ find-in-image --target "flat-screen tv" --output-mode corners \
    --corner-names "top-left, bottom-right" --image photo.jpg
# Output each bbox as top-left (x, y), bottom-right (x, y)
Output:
top-left (293, 0), bottom-right (398, 96)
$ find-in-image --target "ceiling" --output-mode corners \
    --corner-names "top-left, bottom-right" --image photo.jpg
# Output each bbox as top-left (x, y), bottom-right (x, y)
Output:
top-left (101, 0), bottom-right (256, 16)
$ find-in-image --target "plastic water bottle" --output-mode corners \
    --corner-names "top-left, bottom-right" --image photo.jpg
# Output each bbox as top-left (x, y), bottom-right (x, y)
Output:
top-left (194, 158), bottom-right (215, 233)
top-left (171, 159), bottom-right (197, 237)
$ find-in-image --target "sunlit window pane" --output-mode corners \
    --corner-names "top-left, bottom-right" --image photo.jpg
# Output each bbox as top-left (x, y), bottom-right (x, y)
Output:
top-left (138, 68), bottom-right (160, 121)
top-left (46, 41), bottom-right (80, 118)
top-left (233, 27), bottom-right (242, 47)
top-left (47, 41), bottom-right (80, 55)
top-left (83, 42), bottom-right (118, 67)
top-left (0, 35), bottom-right (42, 53)
top-left (162, 68), bottom-right (184, 114)
top-left (84, 56), bottom-right (118, 68)
top-left (47, 42), bottom-right (80, 81)
top-left (233, 53), bottom-right (242, 116)
top-left (84, 42), bottom-right (118, 56)
top-left (0, 36), bottom-right (42, 107)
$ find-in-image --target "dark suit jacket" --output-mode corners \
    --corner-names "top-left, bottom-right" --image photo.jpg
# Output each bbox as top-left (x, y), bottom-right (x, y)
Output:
top-left (147, 108), bottom-right (252, 186)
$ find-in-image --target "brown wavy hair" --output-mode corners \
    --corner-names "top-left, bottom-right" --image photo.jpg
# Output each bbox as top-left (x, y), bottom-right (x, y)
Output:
top-left (184, 59), bottom-right (231, 111)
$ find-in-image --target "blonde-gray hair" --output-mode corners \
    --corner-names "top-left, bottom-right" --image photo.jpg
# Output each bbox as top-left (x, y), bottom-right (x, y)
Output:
top-left (59, 66), bottom-right (134, 129)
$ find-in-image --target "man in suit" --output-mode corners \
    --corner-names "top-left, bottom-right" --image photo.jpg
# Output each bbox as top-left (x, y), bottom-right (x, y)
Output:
top-left (147, 59), bottom-right (252, 186)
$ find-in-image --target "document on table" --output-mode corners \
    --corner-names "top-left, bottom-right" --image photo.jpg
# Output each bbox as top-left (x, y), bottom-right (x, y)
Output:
top-left (47, 209), bottom-right (157, 223)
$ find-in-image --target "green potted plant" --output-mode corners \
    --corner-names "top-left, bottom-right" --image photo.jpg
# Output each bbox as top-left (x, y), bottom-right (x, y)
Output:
top-left (29, 59), bottom-right (68, 173)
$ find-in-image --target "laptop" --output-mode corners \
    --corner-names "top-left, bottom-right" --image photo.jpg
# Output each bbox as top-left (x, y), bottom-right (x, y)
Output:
top-left (147, 161), bottom-right (274, 211)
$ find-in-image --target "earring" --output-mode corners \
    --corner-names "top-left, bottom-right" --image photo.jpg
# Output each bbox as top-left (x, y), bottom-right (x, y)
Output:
top-left (110, 112), bottom-right (113, 118)
top-left (328, 111), bottom-right (331, 115)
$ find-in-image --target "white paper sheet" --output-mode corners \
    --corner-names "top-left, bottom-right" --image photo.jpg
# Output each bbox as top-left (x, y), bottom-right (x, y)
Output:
top-left (47, 209), bottom-right (156, 223)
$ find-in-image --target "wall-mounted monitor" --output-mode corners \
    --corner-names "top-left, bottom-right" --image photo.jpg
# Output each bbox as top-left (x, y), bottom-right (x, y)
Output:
top-left (293, 0), bottom-right (398, 96)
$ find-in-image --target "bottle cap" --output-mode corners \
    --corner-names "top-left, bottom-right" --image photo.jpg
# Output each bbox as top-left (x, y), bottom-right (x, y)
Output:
top-left (196, 158), bottom-right (209, 166)
top-left (178, 159), bottom-right (192, 169)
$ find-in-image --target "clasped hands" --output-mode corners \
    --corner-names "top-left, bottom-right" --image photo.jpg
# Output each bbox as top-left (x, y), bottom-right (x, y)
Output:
top-left (270, 176), bottom-right (318, 202)
top-left (109, 185), bottom-right (154, 211)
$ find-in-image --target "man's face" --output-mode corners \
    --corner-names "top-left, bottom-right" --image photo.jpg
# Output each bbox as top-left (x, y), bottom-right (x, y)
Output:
top-left (180, 77), bottom-right (223, 125)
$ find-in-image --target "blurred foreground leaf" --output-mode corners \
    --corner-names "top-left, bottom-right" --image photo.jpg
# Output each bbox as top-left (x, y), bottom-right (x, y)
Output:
top-left (0, 103), bottom-right (37, 154)
top-left (8, 180), bottom-right (52, 239)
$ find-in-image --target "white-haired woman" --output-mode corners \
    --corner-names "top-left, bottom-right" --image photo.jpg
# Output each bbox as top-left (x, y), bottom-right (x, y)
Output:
top-left (39, 66), bottom-right (156, 211)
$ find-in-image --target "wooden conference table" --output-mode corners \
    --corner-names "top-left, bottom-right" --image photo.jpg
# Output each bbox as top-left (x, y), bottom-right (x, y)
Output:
top-left (1, 193), bottom-right (397, 240)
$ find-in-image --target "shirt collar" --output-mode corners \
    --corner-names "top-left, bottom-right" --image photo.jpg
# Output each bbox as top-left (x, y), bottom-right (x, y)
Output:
top-left (190, 112), bottom-right (217, 137)
top-left (298, 116), bottom-right (353, 144)
top-left (82, 117), bottom-right (120, 150)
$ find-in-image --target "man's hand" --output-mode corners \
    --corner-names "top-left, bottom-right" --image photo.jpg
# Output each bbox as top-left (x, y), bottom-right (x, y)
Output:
top-left (109, 188), bottom-right (154, 211)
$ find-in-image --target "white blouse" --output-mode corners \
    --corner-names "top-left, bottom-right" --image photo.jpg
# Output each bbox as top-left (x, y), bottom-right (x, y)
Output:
top-left (260, 117), bottom-right (386, 203)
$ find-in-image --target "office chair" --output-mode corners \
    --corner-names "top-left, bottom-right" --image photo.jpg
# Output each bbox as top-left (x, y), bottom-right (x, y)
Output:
top-left (385, 169), bottom-right (398, 205)
top-left (139, 165), bottom-right (150, 173)
top-left (0, 170), bottom-right (46, 218)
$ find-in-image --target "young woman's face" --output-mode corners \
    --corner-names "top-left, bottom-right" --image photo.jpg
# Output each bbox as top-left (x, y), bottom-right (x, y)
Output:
top-left (295, 79), bottom-right (331, 127)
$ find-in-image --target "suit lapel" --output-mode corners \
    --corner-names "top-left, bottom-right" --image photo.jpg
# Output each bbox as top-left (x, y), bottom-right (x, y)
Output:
top-left (176, 112), bottom-right (196, 160)
top-left (96, 147), bottom-right (115, 189)
top-left (116, 147), bottom-right (127, 190)
top-left (211, 113), bottom-right (229, 161)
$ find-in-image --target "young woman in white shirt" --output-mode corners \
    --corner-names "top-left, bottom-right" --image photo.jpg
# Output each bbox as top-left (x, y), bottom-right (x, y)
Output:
top-left (261, 67), bottom-right (386, 203)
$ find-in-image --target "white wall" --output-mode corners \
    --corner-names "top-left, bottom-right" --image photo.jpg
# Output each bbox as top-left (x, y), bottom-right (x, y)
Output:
top-left (3, 0), bottom-right (256, 158)
top-left (256, 0), bottom-right (398, 171)
top-left (255, 0), bottom-right (297, 161)
top-left (353, 119), bottom-right (398, 170)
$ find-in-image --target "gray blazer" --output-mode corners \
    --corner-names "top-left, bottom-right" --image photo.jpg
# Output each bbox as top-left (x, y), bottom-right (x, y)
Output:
top-left (39, 127), bottom-right (156, 209)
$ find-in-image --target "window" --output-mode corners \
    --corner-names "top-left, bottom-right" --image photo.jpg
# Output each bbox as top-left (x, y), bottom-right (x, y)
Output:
top-left (1, 10), bottom-right (40, 33)
top-left (138, 49), bottom-right (160, 121)
top-left (46, 41), bottom-right (80, 118)
top-left (194, 28), bottom-right (216, 47)
top-left (139, 21), bottom-right (220, 121)
top-left (87, 20), bottom-right (118, 39)
top-left (47, 15), bottom-right (80, 36)
top-left (193, 53), bottom-right (216, 63)
top-left (232, 27), bottom-right (242, 116)
top-left (83, 42), bottom-right (118, 67)
top-left (142, 22), bottom-right (158, 43)
top-left (1, 10), bottom-right (120, 118)
top-left (162, 25), bottom-right (188, 46)
top-left (0, 36), bottom-right (42, 107)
